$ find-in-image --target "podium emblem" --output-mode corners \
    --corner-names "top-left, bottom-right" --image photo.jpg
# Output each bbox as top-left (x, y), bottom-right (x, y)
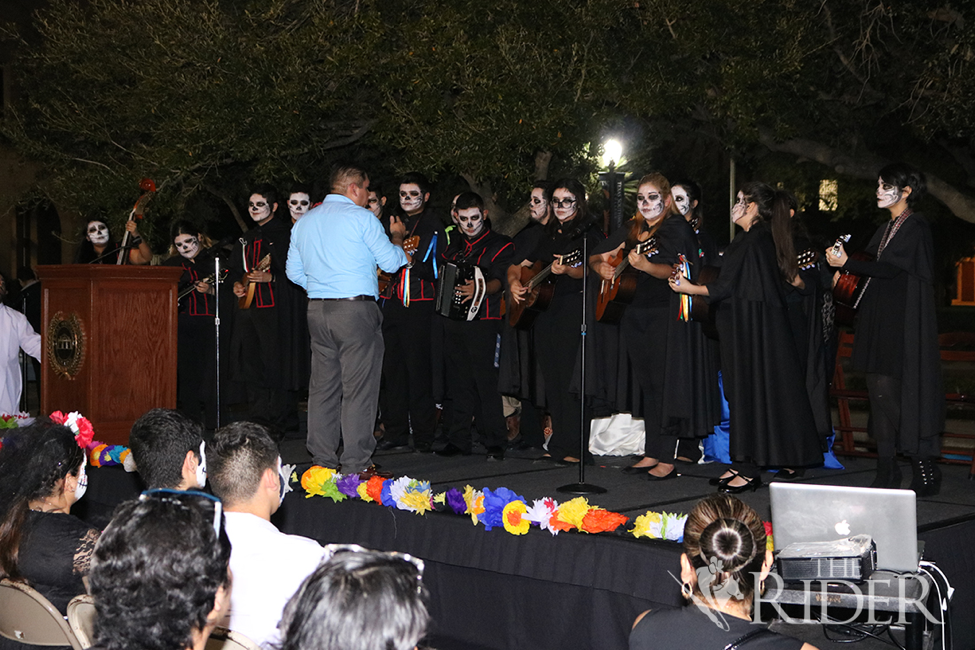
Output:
top-left (47, 312), bottom-right (87, 379)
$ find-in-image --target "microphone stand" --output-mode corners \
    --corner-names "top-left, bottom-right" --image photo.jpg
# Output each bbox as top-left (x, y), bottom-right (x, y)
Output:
top-left (213, 251), bottom-right (223, 429)
top-left (558, 234), bottom-right (606, 495)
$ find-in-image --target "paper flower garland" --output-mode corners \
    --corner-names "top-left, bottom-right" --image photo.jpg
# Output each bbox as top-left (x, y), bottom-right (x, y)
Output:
top-left (42, 411), bottom-right (133, 470)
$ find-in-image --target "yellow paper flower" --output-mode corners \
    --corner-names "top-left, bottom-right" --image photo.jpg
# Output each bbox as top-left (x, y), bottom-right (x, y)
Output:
top-left (502, 500), bottom-right (530, 535)
top-left (556, 497), bottom-right (590, 530)
top-left (433, 492), bottom-right (446, 505)
top-left (357, 482), bottom-right (373, 502)
top-left (301, 466), bottom-right (337, 498)
top-left (631, 511), bottom-right (663, 539)
top-left (462, 485), bottom-right (485, 525)
top-left (400, 491), bottom-right (433, 515)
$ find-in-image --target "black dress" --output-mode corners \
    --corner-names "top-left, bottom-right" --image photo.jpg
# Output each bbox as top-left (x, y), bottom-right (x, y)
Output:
top-left (630, 605), bottom-right (803, 650)
top-left (19, 511), bottom-right (99, 613)
top-left (526, 218), bottom-right (604, 461)
top-left (703, 224), bottom-right (822, 468)
top-left (843, 213), bottom-right (944, 456)
top-left (593, 216), bottom-right (720, 459)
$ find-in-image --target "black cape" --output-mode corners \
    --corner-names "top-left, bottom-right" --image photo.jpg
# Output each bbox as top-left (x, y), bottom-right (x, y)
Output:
top-left (844, 212), bottom-right (944, 453)
top-left (704, 224), bottom-right (823, 467)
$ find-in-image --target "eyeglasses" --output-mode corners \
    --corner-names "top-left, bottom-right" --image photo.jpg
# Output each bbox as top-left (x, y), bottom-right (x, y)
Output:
top-left (551, 198), bottom-right (577, 208)
top-left (140, 488), bottom-right (223, 537)
top-left (323, 544), bottom-right (425, 592)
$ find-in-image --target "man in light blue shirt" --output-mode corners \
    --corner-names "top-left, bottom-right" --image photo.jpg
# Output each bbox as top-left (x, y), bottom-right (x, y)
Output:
top-left (287, 163), bottom-right (410, 475)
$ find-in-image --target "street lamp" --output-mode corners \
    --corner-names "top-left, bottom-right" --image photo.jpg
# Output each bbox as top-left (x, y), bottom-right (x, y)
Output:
top-left (598, 138), bottom-right (625, 233)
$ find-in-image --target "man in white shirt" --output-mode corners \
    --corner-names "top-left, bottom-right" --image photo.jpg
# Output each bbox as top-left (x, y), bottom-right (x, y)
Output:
top-left (208, 421), bottom-right (328, 647)
top-left (0, 273), bottom-right (41, 415)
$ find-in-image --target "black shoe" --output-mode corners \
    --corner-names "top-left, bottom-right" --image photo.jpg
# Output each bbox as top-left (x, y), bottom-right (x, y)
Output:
top-left (375, 440), bottom-right (411, 452)
top-left (485, 446), bottom-right (505, 461)
top-left (775, 468), bottom-right (805, 481)
top-left (413, 442), bottom-right (434, 454)
top-left (622, 461), bottom-right (658, 475)
top-left (435, 443), bottom-right (471, 458)
top-left (646, 467), bottom-right (679, 482)
top-left (871, 458), bottom-right (902, 489)
top-left (709, 470), bottom-right (738, 486)
top-left (909, 458), bottom-right (941, 497)
top-left (719, 474), bottom-right (762, 494)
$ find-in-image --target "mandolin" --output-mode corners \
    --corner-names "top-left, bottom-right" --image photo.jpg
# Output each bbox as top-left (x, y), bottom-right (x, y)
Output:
top-left (830, 234), bottom-right (873, 309)
top-left (377, 235), bottom-right (421, 294)
top-left (178, 269), bottom-right (229, 302)
top-left (238, 254), bottom-right (272, 309)
top-left (594, 236), bottom-right (659, 324)
top-left (507, 249), bottom-right (584, 330)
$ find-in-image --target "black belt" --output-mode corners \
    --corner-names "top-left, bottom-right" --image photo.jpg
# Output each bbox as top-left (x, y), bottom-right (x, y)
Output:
top-left (311, 295), bottom-right (374, 302)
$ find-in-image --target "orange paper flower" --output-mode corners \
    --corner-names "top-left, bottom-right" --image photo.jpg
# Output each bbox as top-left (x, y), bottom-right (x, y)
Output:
top-left (365, 476), bottom-right (386, 503)
top-left (581, 509), bottom-right (628, 533)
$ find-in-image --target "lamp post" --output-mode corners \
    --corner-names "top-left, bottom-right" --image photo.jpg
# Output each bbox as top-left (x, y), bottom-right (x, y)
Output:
top-left (598, 139), bottom-right (624, 234)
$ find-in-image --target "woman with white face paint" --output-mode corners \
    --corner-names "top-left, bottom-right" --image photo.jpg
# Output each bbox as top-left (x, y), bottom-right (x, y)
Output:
top-left (824, 163), bottom-right (944, 495)
top-left (590, 173), bottom-right (720, 480)
top-left (671, 181), bottom-right (823, 493)
top-left (74, 218), bottom-right (153, 265)
top-left (672, 180), bottom-right (719, 268)
top-left (0, 421), bottom-right (99, 613)
top-left (164, 221), bottom-right (222, 428)
top-left (515, 178), bottom-right (604, 464)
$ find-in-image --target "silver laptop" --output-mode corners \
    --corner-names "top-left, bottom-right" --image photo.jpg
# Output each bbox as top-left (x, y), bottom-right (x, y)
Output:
top-left (769, 483), bottom-right (919, 573)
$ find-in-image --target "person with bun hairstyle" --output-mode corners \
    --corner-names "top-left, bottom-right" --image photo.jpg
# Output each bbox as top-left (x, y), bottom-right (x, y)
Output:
top-left (630, 494), bottom-right (817, 650)
top-left (0, 421), bottom-right (98, 612)
top-left (670, 182), bottom-right (822, 492)
top-left (825, 163), bottom-right (944, 494)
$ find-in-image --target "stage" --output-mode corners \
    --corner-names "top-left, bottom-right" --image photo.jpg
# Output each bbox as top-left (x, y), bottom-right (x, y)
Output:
top-left (78, 445), bottom-right (975, 650)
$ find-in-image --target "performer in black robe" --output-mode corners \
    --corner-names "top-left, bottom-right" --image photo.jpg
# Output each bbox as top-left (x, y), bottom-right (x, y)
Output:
top-left (826, 163), bottom-right (944, 495)
top-left (671, 182), bottom-right (823, 492)
top-left (74, 218), bottom-right (153, 265)
top-left (592, 173), bottom-right (720, 481)
top-left (436, 193), bottom-right (515, 459)
top-left (510, 178), bottom-right (603, 464)
top-left (499, 181), bottom-right (553, 453)
top-left (229, 186), bottom-right (305, 432)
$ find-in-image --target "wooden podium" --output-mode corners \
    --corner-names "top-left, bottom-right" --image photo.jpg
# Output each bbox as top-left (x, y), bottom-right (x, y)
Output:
top-left (36, 265), bottom-right (183, 445)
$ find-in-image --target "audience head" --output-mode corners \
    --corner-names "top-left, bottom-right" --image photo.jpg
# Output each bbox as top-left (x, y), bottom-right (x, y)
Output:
top-left (169, 221), bottom-right (212, 260)
top-left (90, 491), bottom-right (232, 650)
top-left (671, 180), bottom-right (702, 221)
top-left (635, 172), bottom-right (677, 224)
top-left (329, 163), bottom-right (370, 207)
top-left (529, 181), bottom-right (554, 224)
top-left (278, 546), bottom-right (429, 650)
top-left (287, 185), bottom-right (313, 223)
top-left (877, 162), bottom-right (926, 210)
top-left (398, 172), bottom-right (431, 216)
top-left (0, 421), bottom-right (87, 579)
top-left (129, 409), bottom-right (206, 491)
top-left (208, 421), bottom-right (285, 516)
top-left (680, 494), bottom-right (770, 609)
top-left (248, 184), bottom-right (280, 225)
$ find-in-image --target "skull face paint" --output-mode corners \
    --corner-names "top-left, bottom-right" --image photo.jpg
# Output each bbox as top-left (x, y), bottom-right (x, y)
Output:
top-left (636, 183), bottom-right (666, 222)
top-left (248, 194), bottom-right (274, 224)
top-left (876, 178), bottom-right (903, 209)
top-left (367, 191), bottom-right (384, 218)
top-left (551, 189), bottom-right (579, 223)
top-left (87, 221), bottom-right (110, 246)
top-left (672, 185), bottom-right (691, 216)
top-left (529, 187), bottom-right (550, 223)
top-left (288, 192), bottom-right (311, 222)
top-left (399, 183), bottom-right (426, 215)
top-left (457, 207), bottom-right (486, 238)
top-left (174, 234), bottom-right (201, 259)
top-left (731, 191), bottom-right (751, 224)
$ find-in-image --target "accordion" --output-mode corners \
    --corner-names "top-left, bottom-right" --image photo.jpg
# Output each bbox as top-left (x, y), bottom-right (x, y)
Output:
top-left (436, 262), bottom-right (487, 321)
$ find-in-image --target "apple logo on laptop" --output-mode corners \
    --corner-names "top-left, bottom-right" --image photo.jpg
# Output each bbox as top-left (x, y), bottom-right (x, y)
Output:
top-left (834, 520), bottom-right (852, 536)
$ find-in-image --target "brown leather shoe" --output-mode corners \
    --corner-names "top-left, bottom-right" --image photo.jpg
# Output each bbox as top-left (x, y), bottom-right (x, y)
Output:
top-left (357, 464), bottom-right (393, 480)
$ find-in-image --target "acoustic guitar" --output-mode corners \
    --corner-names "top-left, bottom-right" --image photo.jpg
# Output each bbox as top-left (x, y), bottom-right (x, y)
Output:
top-left (238, 254), bottom-right (272, 309)
top-left (830, 234), bottom-right (874, 308)
top-left (594, 237), bottom-right (659, 324)
top-left (507, 249), bottom-right (583, 330)
top-left (377, 235), bottom-right (421, 294)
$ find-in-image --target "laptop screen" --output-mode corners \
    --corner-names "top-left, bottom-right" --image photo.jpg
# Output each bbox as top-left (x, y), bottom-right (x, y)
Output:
top-left (769, 483), bottom-right (918, 573)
